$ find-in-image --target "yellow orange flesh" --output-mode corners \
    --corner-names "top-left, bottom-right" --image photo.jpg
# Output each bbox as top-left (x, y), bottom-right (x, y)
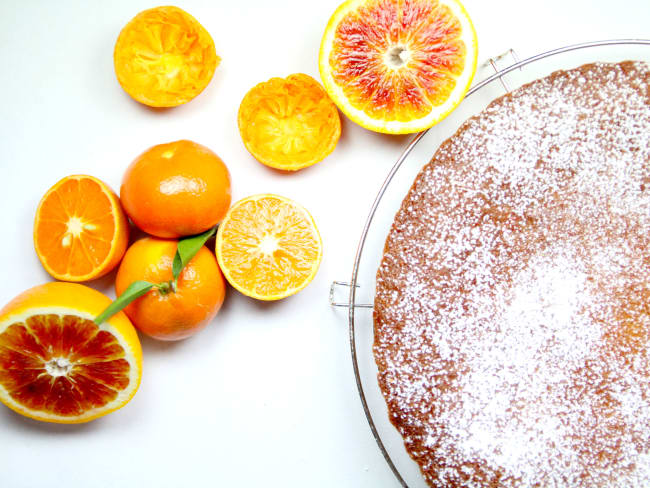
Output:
top-left (0, 282), bottom-right (142, 423)
top-left (319, 0), bottom-right (477, 134)
top-left (114, 6), bottom-right (219, 107)
top-left (216, 195), bottom-right (322, 300)
top-left (238, 74), bottom-right (341, 171)
top-left (34, 175), bottom-right (129, 282)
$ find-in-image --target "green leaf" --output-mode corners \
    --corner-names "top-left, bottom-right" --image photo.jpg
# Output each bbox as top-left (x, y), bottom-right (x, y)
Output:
top-left (172, 227), bottom-right (217, 281)
top-left (94, 280), bottom-right (155, 325)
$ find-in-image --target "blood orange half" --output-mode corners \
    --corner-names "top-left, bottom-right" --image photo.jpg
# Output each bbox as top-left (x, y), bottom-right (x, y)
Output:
top-left (319, 0), bottom-right (478, 134)
top-left (0, 282), bottom-right (142, 423)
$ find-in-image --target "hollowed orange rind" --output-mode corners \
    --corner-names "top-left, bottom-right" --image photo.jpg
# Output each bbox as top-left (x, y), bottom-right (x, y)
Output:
top-left (319, 0), bottom-right (478, 134)
top-left (114, 6), bottom-right (219, 107)
top-left (238, 74), bottom-right (341, 171)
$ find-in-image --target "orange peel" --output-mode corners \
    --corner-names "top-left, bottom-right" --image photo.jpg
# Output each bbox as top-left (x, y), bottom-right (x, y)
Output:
top-left (238, 74), bottom-right (341, 171)
top-left (114, 6), bottom-right (219, 107)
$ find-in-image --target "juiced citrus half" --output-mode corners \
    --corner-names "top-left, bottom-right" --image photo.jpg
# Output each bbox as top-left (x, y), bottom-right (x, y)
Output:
top-left (215, 195), bottom-right (322, 301)
top-left (238, 74), bottom-right (341, 171)
top-left (114, 6), bottom-right (220, 107)
top-left (0, 282), bottom-right (142, 424)
top-left (34, 175), bottom-right (129, 282)
top-left (319, 0), bottom-right (478, 134)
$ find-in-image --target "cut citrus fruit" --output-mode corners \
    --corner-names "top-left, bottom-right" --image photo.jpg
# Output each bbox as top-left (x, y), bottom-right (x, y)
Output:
top-left (215, 195), bottom-right (322, 300)
top-left (0, 282), bottom-right (142, 424)
top-left (34, 175), bottom-right (129, 282)
top-left (114, 6), bottom-right (220, 107)
top-left (319, 0), bottom-right (478, 134)
top-left (238, 74), bottom-right (341, 171)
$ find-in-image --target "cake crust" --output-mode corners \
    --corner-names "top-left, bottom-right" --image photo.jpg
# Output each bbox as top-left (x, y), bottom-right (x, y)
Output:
top-left (373, 61), bottom-right (650, 487)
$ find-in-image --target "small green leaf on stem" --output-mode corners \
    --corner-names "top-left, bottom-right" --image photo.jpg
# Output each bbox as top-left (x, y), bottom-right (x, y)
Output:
top-left (172, 227), bottom-right (217, 281)
top-left (94, 280), bottom-right (155, 325)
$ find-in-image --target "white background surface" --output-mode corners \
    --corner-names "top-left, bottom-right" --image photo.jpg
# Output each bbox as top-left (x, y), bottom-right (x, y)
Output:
top-left (0, 1), bottom-right (647, 487)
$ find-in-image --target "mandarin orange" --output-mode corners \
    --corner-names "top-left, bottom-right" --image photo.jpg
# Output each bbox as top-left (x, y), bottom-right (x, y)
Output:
top-left (34, 175), bottom-right (129, 282)
top-left (115, 237), bottom-right (225, 341)
top-left (238, 74), bottom-right (341, 171)
top-left (120, 140), bottom-right (231, 238)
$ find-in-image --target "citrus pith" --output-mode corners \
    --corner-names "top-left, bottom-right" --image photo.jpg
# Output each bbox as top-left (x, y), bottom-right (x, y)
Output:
top-left (319, 0), bottom-right (478, 134)
top-left (215, 194), bottom-right (322, 301)
top-left (33, 175), bottom-right (129, 282)
top-left (0, 282), bottom-right (142, 424)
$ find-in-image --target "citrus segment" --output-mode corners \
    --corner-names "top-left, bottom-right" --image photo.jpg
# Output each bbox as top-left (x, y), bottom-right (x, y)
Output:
top-left (0, 282), bottom-right (142, 423)
top-left (238, 74), bottom-right (341, 171)
top-left (114, 6), bottom-right (219, 107)
top-left (319, 0), bottom-right (477, 134)
top-left (215, 195), bottom-right (322, 300)
top-left (34, 175), bottom-right (129, 282)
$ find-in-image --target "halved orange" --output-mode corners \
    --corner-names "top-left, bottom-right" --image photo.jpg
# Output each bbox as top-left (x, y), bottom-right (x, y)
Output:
top-left (319, 0), bottom-right (478, 134)
top-left (238, 74), bottom-right (341, 171)
top-left (34, 175), bottom-right (129, 282)
top-left (114, 6), bottom-right (220, 107)
top-left (0, 282), bottom-right (142, 424)
top-left (215, 195), bottom-right (322, 300)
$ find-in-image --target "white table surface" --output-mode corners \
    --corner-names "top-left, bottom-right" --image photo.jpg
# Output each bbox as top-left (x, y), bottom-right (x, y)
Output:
top-left (0, 1), bottom-right (647, 486)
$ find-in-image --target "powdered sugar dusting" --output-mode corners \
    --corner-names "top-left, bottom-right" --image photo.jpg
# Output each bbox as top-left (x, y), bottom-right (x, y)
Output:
top-left (374, 62), bottom-right (650, 487)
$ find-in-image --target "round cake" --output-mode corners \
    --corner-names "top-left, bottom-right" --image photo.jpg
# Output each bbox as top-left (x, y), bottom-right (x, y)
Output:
top-left (373, 61), bottom-right (650, 487)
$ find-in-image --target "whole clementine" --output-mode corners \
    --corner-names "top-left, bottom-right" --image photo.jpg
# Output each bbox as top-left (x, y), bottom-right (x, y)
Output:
top-left (115, 237), bottom-right (226, 341)
top-left (121, 140), bottom-right (231, 238)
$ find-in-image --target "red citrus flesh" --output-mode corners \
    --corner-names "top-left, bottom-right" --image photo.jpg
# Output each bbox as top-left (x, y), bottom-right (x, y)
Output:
top-left (0, 314), bottom-right (130, 417)
top-left (329, 0), bottom-right (466, 122)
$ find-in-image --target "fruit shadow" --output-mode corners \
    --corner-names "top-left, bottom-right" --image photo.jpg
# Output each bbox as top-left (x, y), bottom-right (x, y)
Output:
top-left (86, 267), bottom-right (119, 297)
top-left (0, 406), bottom-right (106, 434)
top-left (339, 112), bottom-right (414, 148)
top-left (84, 223), bottom-right (148, 297)
top-left (242, 151), bottom-right (311, 178)
top-left (239, 291), bottom-right (289, 311)
top-left (138, 333), bottom-right (186, 354)
top-left (118, 89), bottom-right (173, 115)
